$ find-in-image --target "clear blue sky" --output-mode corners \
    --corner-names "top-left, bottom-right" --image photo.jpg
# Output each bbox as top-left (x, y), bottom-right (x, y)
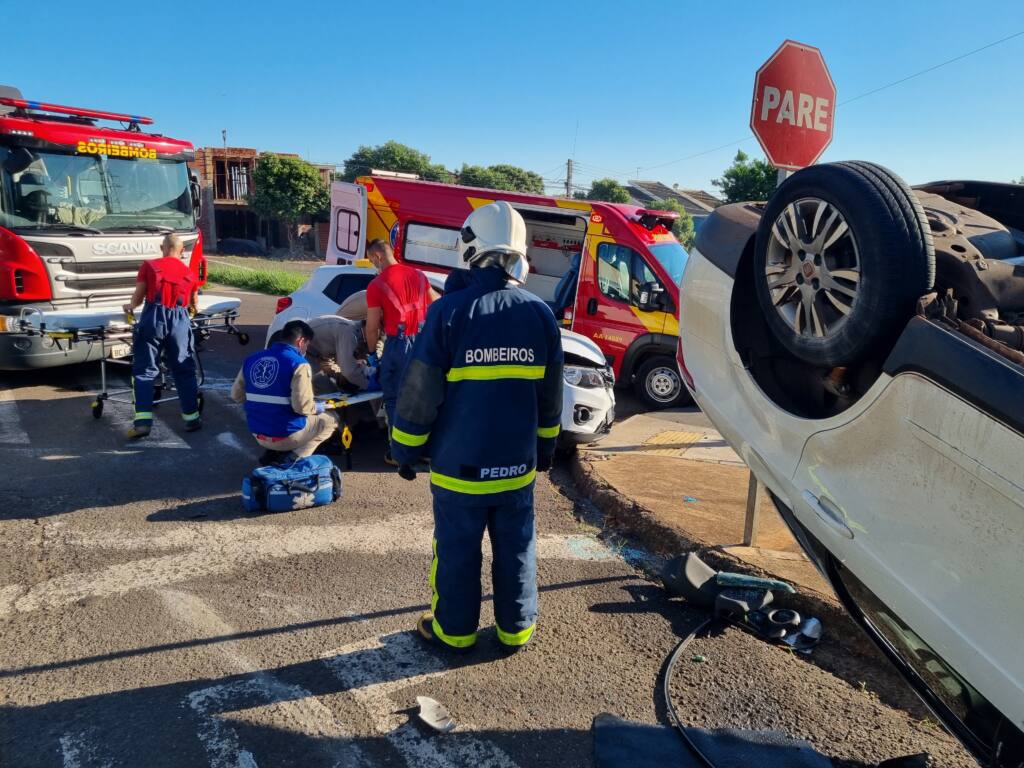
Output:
top-left (5, 0), bottom-right (1023, 195)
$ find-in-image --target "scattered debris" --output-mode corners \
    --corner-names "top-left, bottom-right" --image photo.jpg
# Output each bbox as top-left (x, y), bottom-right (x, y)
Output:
top-left (416, 696), bottom-right (456, 734)
top-left (691, 654), bottom-right (707, 663)
top-left (661, 553), bottom-right (822, 652)
top-left (683, 496), bottom-right (698, 504)
top-left (782, 617), bottom-right (822, 653)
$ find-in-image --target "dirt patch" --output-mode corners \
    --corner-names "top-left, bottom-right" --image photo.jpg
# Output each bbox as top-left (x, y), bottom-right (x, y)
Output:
top-left (595, 454), bottom-right (794, 551)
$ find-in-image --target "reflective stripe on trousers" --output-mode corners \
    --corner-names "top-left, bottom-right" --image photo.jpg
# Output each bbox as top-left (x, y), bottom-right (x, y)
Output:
top-left (429, 492), bottom-right (538, 649)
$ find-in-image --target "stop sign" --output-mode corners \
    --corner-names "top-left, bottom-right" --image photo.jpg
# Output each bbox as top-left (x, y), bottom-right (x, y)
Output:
top-left (750, 40), bottom-right (836, 170)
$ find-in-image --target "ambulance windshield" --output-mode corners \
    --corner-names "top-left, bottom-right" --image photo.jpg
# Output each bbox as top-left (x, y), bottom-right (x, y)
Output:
top-left (0, 145), bottom-right (193, 233)
top-left (648, 241), bottom-right (689, 286)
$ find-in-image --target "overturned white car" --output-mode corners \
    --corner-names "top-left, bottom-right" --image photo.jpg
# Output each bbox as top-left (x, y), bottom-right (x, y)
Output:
top-left (679, 162), bottom-right (1024, 767)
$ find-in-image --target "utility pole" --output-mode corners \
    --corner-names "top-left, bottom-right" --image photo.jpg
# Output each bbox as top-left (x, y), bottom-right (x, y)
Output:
top-left (565, 158), bottom-right (573, 198)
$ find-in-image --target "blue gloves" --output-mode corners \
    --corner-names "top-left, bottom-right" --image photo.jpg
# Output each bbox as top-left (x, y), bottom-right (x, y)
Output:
top-left (314, 401), bottom-right (326, 415)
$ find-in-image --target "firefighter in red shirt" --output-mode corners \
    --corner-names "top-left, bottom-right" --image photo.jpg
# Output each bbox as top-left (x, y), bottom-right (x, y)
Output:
top-left (364, 238), bottom-right (437, 464)
top-left (122, 233), bottom-right (202, 439)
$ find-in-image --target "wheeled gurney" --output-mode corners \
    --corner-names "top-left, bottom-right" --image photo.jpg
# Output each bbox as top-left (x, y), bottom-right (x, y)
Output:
top-left (315, 389), bottom-right (384, 468)
top-left (12, 294), bottom-right (248, 417)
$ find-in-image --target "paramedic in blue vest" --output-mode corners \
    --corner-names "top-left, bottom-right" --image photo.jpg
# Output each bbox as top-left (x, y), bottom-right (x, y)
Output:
top-left (122, 233), bottom-right (201, 439)
top-left (230, 320), bottom-right (339, 463)
top-left (363, 238), bottom-right (437, 465)
top-left (391, 201), bottom-right (563, 653)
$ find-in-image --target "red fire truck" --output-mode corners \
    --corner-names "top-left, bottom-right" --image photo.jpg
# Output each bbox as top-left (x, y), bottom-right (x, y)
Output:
top-left (0, 86), bottom-right (205, 369)
top-left (327, 176), bottom-right (690, 408)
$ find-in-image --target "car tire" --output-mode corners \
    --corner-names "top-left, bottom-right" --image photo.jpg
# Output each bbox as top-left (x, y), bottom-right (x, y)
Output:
top-left (633, 355), bottom-right (692, 409)
top-left (752, 161), bottom-right (934, 368)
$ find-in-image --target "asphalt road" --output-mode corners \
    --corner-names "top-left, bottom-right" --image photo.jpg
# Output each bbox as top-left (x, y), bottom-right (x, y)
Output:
top-left (0, 287), bottom-right (974, 767)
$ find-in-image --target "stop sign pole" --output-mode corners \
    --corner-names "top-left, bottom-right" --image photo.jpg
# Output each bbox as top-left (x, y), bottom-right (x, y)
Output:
top-left (750, 40), bottom-right (836, 184)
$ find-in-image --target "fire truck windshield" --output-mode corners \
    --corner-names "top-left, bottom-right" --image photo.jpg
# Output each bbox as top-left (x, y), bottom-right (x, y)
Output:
top-left (0, 145), bottom-right (193, 233)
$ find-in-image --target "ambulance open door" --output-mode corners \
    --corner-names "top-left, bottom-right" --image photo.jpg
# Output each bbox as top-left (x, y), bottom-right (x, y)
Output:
top-left (326, 182), bottom-right (368, 265)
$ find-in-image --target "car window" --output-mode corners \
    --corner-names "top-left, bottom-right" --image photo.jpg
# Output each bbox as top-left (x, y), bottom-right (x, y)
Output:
top-left (405, 223), bottom-right (461, 269)
top-left (837, 562), bottom-right (1000, 749)
top-left (322, 273), bottom-right (374, 306)
top-left (596, 243), bottom-right (658, 305)
top-left (335, 209), bottom-right (361, 255)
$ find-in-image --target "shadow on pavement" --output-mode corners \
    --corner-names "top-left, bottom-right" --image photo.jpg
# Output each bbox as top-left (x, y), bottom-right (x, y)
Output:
top-left (1, 624), bottom-right (875, 768)
top-left (0, 390), bottom-right (255, 520)
top-left (1, 575), bottom-right (634, 681)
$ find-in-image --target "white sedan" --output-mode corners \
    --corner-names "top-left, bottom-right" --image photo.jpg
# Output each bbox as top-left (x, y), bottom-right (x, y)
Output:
top-left (267, 265), bottom-right (616, 445)
top-left (679, 162), bottom-right (1024, 767)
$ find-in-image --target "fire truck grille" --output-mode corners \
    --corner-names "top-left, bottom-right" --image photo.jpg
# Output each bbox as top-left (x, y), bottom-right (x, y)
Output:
top-left (63, 260), bottom-right (147, 275)
top-left (62, 276), bottom-right (138, 292)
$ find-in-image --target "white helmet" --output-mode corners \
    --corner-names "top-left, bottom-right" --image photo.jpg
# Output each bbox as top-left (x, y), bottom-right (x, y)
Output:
top-left (458, 201), bottom-right (529, 282)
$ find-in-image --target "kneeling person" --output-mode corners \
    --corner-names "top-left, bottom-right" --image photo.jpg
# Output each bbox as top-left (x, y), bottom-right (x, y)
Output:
top-left (232, 320), bottom-right (338, 461)
top-left (307, 315), bottom-right (371, 393)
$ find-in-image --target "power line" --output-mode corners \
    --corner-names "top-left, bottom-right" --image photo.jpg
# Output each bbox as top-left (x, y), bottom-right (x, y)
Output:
top-left (571, 160), bottom-right (631, 177)
top-left (838, 29), bottom-right (1024, 107)
top-left (621, 27), bottom-right (1024, 176)
top-left (631, 136), bottom-right (754, 174)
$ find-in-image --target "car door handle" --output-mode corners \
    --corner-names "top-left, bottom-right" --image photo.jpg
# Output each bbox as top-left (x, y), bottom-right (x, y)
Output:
top-left (801, 491), bottom-right (854, 539)
top-left (586, 298), bottom-right (598, 315)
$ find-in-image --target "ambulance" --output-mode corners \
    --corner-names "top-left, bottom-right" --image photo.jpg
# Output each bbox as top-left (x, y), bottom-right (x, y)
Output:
top-left (326, 176), bottom-right (690, 409)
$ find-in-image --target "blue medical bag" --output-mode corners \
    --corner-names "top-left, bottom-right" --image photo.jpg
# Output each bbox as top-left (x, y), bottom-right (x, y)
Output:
top-left (242, 455), bottom-right (342, 513)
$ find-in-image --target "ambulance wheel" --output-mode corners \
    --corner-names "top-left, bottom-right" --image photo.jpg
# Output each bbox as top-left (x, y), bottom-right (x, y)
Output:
top-left (752, 161), bottom-right (934, 368)
top-left (91, 400), bottom-right (103, 419)
top-left (634, 355), bottom-right (691, 410)
top-left (153, 386), bottom-right (163, 403)
top-left (197, 393), bottom-right (205, 413)
top-left (238, 332), bottom-right (250, 346)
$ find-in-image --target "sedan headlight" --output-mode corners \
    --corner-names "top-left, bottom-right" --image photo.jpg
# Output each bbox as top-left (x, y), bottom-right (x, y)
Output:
top-left (563, 365), bottom-right (606, 388)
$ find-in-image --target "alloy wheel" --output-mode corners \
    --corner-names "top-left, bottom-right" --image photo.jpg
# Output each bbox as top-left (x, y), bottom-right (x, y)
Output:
top-left (765, 198), bottom-right (861, 338)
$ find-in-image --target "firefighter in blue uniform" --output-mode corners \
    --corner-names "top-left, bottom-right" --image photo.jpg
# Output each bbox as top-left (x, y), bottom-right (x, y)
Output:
top-left (122, 233), bottom-right (201, 439)
top-left (391, 201), bottom-right (563, 653)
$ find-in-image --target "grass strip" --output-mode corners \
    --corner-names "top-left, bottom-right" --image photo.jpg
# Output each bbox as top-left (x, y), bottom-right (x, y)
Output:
top-left (207, 265), bottom-right (306, 296)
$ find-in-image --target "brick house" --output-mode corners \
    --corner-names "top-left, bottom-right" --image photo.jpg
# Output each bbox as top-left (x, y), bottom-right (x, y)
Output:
top-left (189, 147), bottom-right (332, 253)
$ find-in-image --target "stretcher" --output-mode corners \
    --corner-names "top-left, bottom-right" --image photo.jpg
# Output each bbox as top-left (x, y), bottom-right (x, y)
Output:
top-left (12, 294), bottom-right (248, 418)
top-left (315, 389), bottom-right (383, 468)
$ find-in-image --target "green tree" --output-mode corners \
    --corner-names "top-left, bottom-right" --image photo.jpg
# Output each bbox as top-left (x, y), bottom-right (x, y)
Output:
top-left (712, 150), bottom-right (777, 203)
top-left (248, 154), bottom-right (329, 255)
top-left (341, 141), bottom-right (453, 183)
top-left (487, 164), bottom-right (545, 194)
top-left (458, 164), bottom-right (500, 189)
top-left (584, 177), bottom-right (631, 203)
top-left (457, 164), bottom-right (545, 194)
top-left (648, 198), bottom-right (696, 249)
